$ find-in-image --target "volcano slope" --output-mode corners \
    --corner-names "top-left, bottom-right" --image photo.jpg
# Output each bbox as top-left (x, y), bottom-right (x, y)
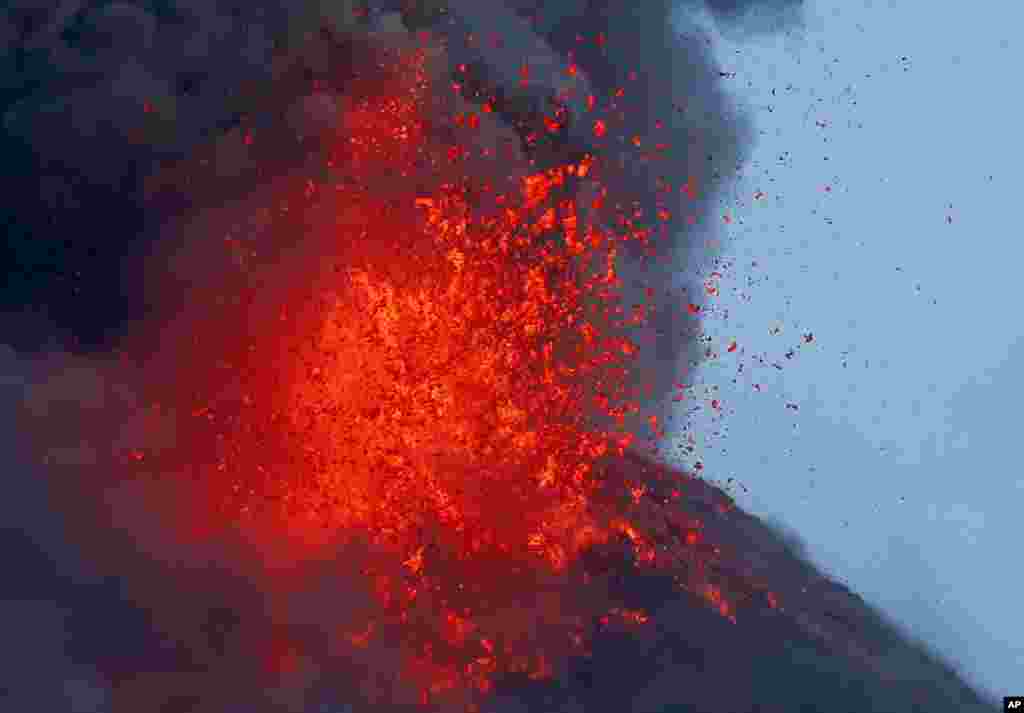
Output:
top-left (523, 449), bottom-right (994, 713)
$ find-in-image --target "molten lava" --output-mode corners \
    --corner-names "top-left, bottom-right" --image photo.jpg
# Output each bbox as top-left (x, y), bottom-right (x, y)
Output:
top-left (25, 35), bottom-right (756, 713)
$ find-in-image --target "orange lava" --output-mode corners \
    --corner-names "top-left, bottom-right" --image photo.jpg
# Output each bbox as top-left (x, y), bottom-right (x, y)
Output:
top-left (29, 37), bottom-right (751, 713)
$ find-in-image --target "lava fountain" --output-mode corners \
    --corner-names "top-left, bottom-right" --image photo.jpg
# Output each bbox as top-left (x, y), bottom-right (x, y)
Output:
top-left (19, 24), bottom-right (756, 713)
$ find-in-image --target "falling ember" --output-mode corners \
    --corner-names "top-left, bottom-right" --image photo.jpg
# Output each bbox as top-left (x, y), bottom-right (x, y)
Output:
top-left (21, 31), bottom-right (756, 713)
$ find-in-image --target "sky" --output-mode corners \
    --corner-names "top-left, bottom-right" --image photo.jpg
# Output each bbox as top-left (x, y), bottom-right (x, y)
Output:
top-left (665, 0), bottom-right (1022, 699)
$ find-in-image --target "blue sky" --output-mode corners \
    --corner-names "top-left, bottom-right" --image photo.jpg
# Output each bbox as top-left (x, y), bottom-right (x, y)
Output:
top-left (666, 0), bottom-right (1022, 698)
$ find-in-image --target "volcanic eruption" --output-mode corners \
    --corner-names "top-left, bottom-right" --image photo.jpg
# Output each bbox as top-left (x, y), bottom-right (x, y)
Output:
top-left (6, 2), bottom-right (993, 712)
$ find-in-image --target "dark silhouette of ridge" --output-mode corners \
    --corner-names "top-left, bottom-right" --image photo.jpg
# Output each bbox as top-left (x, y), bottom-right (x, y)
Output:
top-left (496, 449), bottom-right (992, 713)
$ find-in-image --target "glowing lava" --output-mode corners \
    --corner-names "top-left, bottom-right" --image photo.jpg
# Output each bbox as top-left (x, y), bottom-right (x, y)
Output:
top-left (23, 33), bottom-right (757, 713)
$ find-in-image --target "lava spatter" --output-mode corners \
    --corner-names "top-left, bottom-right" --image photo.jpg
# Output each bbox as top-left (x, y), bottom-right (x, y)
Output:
top-left (22, 29), bottom-right (753, 713)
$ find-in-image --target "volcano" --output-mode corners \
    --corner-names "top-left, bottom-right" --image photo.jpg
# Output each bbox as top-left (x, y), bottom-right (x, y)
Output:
top-left (1, 1), bottom-right (994, 712)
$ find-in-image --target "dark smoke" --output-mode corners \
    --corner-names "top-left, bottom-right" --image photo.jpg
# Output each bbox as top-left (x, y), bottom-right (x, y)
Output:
top-left (1, 2), bottom-right (992, 712)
